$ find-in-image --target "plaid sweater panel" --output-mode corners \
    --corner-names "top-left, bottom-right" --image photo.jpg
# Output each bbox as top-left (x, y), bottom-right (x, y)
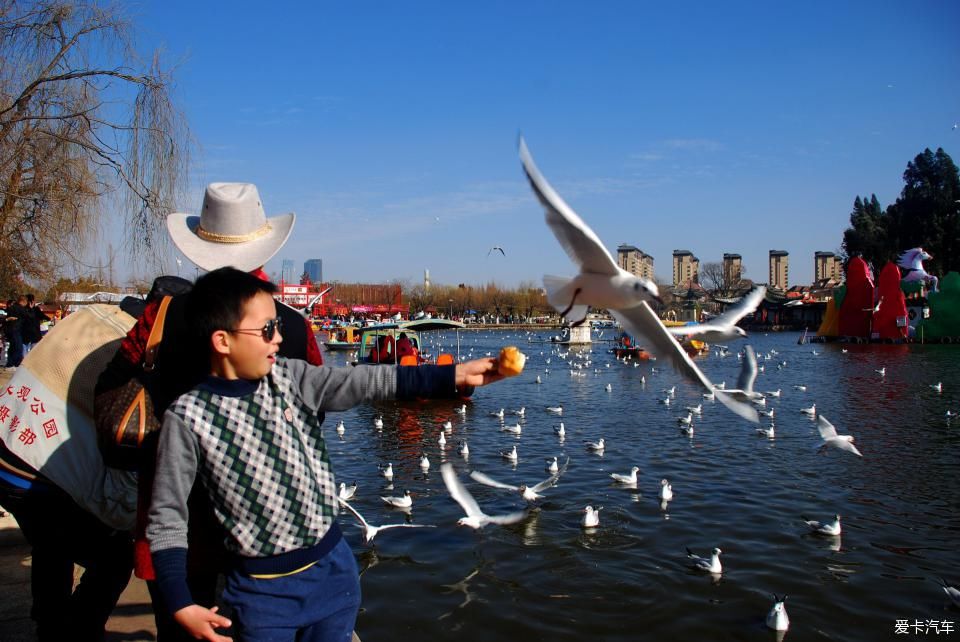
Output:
top-left (167, 364), bottom-right (338, 558)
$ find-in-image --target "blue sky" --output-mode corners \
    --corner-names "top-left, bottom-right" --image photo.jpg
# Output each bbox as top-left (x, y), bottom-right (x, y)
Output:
top-left (118, 0), bottom-right (959, 288)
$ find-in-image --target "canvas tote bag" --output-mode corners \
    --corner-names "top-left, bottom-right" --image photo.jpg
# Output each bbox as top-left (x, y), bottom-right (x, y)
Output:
top-left (0, 304), bottom-right (138, 530)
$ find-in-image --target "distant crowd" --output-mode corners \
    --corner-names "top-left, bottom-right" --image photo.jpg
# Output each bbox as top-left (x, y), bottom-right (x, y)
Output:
top-left (1, 294), bottom-right (50, 369)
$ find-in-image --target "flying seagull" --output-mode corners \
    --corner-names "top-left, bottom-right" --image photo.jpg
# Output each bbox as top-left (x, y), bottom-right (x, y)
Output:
top-left (668, 286), bottom-right (766, 342)
top-left (816, 415), bottom-right (863, 457)
top-left (488, 246), bottom-right (506, 256)
top-left (469, 457), bottom-right (569, 502)
top-left (441, 463), bottom-right (528, 529)
top-left (337, 498), bottom-right (435, 545)
top-left (518, 137), bottom-right (758, 424)
top-left (715, 345), bottom-right (764, 402)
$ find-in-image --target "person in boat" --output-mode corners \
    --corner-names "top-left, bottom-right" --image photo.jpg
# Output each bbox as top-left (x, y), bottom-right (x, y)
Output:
top-left (396, 331), bottom-right (419, 362)
top-left (368, 333), bottom-right (396, 363)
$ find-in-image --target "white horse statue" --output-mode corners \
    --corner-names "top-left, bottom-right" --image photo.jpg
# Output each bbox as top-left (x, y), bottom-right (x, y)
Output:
top-left (898, 247), bottom-right (939, 292)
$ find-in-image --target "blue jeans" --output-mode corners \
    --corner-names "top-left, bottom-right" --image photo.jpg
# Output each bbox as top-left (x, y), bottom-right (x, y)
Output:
top-left (223, 538), bottom-right (361, 642)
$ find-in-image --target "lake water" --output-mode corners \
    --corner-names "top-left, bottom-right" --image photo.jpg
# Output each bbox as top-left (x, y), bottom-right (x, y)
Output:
top-left (321, 330), bottom-right (960, 641)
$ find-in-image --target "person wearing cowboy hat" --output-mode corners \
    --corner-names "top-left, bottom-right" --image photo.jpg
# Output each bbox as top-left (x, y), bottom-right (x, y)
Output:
top-left (94, 182), bottom-right (325, 641)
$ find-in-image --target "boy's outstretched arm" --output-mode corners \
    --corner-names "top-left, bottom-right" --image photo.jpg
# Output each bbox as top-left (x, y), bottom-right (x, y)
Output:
top-left (455, 357), bottom-right (505, 387)
top-left (173, 604), bottom-right (233, 642)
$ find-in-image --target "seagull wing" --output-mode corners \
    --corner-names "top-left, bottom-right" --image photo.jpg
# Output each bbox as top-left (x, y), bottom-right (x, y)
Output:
top-left (667, 322), bottom-right (719, 337)
top-left (337, 497), bottom-right (372, 530)
top-left (530, 458), bottom-right (570, 493)
top-left (817, 415), bottom-right (839, 440)
top-left (484, 510), bottom-right (529, 525)
top-left (442, 463), bottom-right (484, 519)
top-left (377, 523), bottom-right (436, 532)
top-left (470, 470), bottom-right (519, 491)
top-left (712, 286), bottom-right (766, 327)
top-left (519, 137), bottom-right (619, 276)
top-left (610, 303), bottom-right (759, 423)
top-left (736, 345), bottom-right (758, 394)
top-left (834, 439), bottom-right (863, 457)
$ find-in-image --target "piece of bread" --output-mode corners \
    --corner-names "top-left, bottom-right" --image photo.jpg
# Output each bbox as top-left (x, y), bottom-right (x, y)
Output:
top-left (497, 346), bottom-right (526, 377)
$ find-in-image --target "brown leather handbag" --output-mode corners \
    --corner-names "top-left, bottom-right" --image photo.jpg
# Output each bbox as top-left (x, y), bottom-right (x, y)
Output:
top-left (95, 296), bottom-right (172, 470)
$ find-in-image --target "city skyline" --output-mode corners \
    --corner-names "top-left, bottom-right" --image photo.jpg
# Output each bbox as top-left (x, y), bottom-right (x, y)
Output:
top-left (89, 1), bottom-right (957, 290)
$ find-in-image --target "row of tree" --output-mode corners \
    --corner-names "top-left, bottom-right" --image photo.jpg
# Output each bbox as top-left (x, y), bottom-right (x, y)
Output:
top-left (842, 148), bottom-right (960, 278)
top-left (0, 1), bottom-right (189, 299)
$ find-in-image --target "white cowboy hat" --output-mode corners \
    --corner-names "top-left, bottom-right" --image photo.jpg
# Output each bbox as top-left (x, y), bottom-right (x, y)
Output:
top-left (167, 182), bottom-right (295, 272)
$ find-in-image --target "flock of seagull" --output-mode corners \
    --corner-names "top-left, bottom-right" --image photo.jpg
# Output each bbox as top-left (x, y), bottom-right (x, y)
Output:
top-left (329, 139), bottom-right (958, 633)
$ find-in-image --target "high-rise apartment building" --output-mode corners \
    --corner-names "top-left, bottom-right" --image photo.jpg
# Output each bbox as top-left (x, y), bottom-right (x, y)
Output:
top-left (303, 258), bottom-right (323, 284)
top-left (814, 251), bottom-right (843, 282)
top-left (672, 250), bottom-right (699, 286)
top-left (281, 259), bottom-right (296, 284)
top-left (722, 253), bottom-right (743, 285)
top-left (769, 250), bottom-right (789, 290)
top-left (617, 244), bottom-right (655, 281)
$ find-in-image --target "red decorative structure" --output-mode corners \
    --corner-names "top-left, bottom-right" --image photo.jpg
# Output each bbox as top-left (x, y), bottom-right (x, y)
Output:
top-left (874, 262), bottom-right (908, 340)
top-left (838, 257), bottom-right (875, 338)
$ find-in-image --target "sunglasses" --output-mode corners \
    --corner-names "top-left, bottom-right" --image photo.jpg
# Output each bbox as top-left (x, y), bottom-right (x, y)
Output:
top-left (230, 317), bottom-right (283, 341)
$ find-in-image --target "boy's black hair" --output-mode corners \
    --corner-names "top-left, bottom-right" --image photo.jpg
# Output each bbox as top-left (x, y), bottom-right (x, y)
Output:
top-left (187, 267), bottom-right (279, 357)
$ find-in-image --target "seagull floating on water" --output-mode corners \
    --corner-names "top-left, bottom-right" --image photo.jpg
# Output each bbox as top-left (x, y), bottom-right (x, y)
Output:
top-left (420, 453), bottom-right (431, 471)
top-left (816, 415), bottom-right (862, 457)
top-left (381, 490), bottom-right (413, 509)
top-left (454, 404), bottom-right (467, 415)
top-left (546, 405), bottom-right (564, 415)
top-left (800, 404), bottom-right (817, 416)
top-left (338, 498), bottom-right (434, 545)
top-left (501, 423), bottom-right (522, 435)
top-left (931, 382), bottom-right (942, 392)
top-left (582, 505), bottom-right (601, 528)
top-left (373, 415), bottom-right (384, 430)
top-left (335, 420), bottom-right (345, 435)
top-left (379, 463), bottom-right (394, 481)
top-left (490, 408), bottom-right (505, 419)
top-left (756, 424), bottom-right (775, 439)
top-left (500, 445), bottom-right (518, 461)
top-left (610, 466), bottom-right (640, 485)
top-left (766, 594), bottom-right (790, 632)
top-left (686, 547), bottom-right (721, 573)
top-left (554, 423), bottom-right (566, 438)
top-left (585, 438), bottom-right (605, 453)
top-left (441, 463), bottom-right (528, 529)
top-left (876, 367), bottom-right (886, 377)
top-left (686, 404), bottom-right (702, 415)
top-left (545, 456), bottom-right (560, 473)
top-left (338, 481), bottom-right (358, 501)
top-left (458, 440), bottom-right (470, 458)
top-left (519, 138), bottom-right (757, 424)
top-left (793, 385), bottom-right (807, 392)
top-left (659, 479), bottom-right (674, 502)
top-left (802, 513), bottom-right (841, 536)
top-left (438, 432), bottom-right (447, 447)
top-left (677, 413), bottom-right (693, 425)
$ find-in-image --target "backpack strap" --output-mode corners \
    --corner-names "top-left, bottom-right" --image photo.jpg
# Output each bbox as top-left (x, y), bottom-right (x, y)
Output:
top-left (143, 295), bottom-right (172, 372)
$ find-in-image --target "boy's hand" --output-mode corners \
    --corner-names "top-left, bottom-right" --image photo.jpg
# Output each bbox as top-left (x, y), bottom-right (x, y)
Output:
top-left (455, 358), bottom-right (505, 387)
top-left (174, 604), bottom-right (233, 641)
